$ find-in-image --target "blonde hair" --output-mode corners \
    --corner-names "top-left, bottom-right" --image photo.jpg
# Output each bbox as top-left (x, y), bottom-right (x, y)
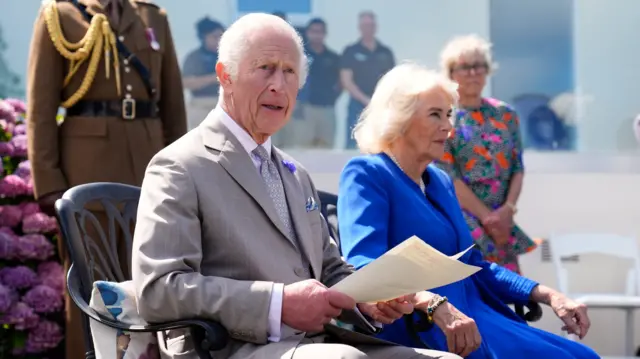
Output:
top-left (439, 34), bottom-right (496, 78)
top-left (352, 62), bottom-right (459, 154)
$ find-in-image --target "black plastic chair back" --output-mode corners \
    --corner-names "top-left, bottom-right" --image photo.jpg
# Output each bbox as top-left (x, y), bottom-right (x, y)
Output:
top-left (56, 182), bottom-right (140, 295)
top-left (55, 182), bottom-right (140, 358)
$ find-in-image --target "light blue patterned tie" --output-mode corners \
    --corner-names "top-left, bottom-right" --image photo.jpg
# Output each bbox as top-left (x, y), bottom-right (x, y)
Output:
top-left (252, 146), bottom-right (296, 241)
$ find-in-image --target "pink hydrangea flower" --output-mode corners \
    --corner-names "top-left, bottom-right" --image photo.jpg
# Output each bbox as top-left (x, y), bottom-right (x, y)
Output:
top-left (4, 98), bottom-right (27, 115)
top-left (0, 175), bottom-right (29, 197)
top-left (9, 134), bottom-right (27, 157)
top-left (0, 266), bottom-right (38, 290)
top-left (20, 202), bottom-right (40, 217)
top-left (15, 160), bottom-right (31, 180)
top-left (0, 301), bottom-right (40, 330)
top-left (0, 142), bottom-right (14, 157)
top-left (0, 227), bottom-right (18, 260)
top-left (23, 285), bottom-right (63, 314)
top-left (37, 261), bottom-right (65, 294)
top-left (0, 205), bottom-right (23, 227)
top-left (22, 213), bottom-right (58, 234)
top-left (15, 234), bottom-right (55, 261)
top-left (25, 320), bottom-right (64, 354)
top-left (0, 100), bottom-right (16, 123)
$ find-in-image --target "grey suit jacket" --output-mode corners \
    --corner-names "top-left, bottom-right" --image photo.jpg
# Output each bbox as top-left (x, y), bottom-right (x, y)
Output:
top-left (131, 110), bottom-right (378, 358)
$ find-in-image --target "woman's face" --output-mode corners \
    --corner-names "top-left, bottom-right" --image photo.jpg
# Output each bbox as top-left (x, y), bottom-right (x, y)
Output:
top-left (450, 51), bottom-right (489, 98)
top-left (401, 88), bottom-right (454, 163)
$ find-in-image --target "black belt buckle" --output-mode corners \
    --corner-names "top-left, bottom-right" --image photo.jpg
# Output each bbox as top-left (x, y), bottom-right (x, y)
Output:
top-left (122, 98), bottom-right (136, 120)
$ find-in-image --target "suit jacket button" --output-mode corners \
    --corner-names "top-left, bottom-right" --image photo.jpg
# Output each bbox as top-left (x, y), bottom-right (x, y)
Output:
top-left (294, 267), bottom-right (308, 277)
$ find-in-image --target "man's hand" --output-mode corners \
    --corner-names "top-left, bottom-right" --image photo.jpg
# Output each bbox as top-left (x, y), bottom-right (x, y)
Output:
top-left (432, 302), bottom-right (481, 357)
top-left (37, 191), bottom-right (64, 217)
top-left (282, 279), bottom-right (356, 332)
top-left (550, 294), bottom-right (591, 339)
top-left (357, 294), bottom-right (415, 325)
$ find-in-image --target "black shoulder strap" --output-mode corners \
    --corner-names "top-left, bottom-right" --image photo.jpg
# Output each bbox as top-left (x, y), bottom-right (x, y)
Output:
top-left (70, 0), bottom-right (157, 101)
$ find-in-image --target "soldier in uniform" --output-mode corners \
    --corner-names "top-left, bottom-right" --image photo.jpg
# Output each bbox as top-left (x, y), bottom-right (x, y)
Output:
top-left (26, 1), bottom-right (187, 358)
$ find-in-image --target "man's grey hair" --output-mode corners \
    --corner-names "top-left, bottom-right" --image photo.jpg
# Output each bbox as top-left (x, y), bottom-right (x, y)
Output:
top-left (217, 13), bottom-right (308, 96)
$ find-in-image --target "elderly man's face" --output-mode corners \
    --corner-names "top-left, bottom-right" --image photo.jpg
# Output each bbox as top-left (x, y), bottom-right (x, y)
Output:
top-left (450, 52), bottom-right (488, 98)
top-left (403, 88), bottom-right (453, 162)
top-left (222, 29), bottom-right (300, 142)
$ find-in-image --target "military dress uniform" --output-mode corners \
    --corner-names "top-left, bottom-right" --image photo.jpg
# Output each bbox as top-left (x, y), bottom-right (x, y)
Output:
top-left (26, 1), bottom-right (187, 358)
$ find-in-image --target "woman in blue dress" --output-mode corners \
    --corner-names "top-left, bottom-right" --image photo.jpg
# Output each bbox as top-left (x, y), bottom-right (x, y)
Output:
top-left (337, 62), bottom-right (600, 359)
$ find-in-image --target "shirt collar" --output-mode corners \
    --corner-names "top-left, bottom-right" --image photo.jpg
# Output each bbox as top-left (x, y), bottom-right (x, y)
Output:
top-left (216, 106), bottom-right (272, 158)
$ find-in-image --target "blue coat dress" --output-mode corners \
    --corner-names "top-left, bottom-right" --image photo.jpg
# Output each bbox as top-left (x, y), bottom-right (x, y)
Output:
top-left (337, 153), bottom-right (599, 359)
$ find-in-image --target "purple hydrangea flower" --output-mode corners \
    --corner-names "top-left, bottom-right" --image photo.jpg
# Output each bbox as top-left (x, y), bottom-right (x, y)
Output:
top-left (22, 213), bottom-right (58, 235)
top-left (9, 134), bottom-right (27, 157)
top-left (15, 160), bottom-right (31, 180)
top-left (4, 98), bottom-right (27, 115)
top-left (0, 205), bottom-right (23, 227)
top-left (282, 160), bottom-right (296, 173)
top-left (23, 285), bottom-right (63, 314)
top-left (1, 301), bottom-right (40, 330)
top-left (0, 101), bottom-right (16, 123)
top-left (20, 202), bottom-right (41, 217)
top-left (25, 320), bottom-right (64, 354)
top-left (0, 175), bottom-right (29, 197)
top-left (0, 266), bottom-right (38, 290)
top-left (12, 123), bottom-right (26, 136)
top-left (37, 261), bottom-right (65, 294)
top-left (0, 283), bottom-right (16, 313)
top-left (16, 234), bottom-right (55, 261)
top-left (0, 142), bottom-right (14, 157)
top-left (0, 227), bottom-right (18, 260)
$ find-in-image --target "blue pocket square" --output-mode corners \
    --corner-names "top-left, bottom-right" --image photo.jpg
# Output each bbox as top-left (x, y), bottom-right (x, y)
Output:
top-left (305, 196), bottom-right (319, 212)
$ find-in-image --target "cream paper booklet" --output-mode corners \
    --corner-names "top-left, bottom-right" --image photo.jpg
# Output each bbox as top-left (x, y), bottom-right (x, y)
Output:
top-left (331, 235), bottom-right (481, 303)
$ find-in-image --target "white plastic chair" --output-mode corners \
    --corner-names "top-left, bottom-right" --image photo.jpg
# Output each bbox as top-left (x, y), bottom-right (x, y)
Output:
top-left (549, 233), bottom-right (640, 356)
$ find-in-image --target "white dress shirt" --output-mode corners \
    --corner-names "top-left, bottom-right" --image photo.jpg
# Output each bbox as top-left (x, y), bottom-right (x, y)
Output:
top-left (217, 106), bottom-right (284, 342)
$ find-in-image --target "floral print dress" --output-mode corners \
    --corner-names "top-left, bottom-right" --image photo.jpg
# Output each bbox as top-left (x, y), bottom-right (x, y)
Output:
top-left (436, 98), bottom-right (537, 273)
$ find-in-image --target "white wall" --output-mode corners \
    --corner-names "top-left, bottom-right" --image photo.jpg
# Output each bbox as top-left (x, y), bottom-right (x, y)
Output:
top-left (573, 0), bottom-right (640, 152)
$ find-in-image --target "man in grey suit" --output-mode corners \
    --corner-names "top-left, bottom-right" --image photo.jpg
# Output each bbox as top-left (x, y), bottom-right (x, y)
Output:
top-left (131, 12), bottom-right (460, 359)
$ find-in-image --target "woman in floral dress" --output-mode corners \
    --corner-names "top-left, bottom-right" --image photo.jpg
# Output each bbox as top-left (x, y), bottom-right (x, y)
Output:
top-left (435, 35), bottom-right (538, 273)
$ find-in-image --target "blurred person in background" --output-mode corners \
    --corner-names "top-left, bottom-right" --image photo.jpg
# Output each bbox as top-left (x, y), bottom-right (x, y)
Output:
top-left (341, 11), bottom-right (395, 149)
top-left (26, 0), bottom-right (186, 358)
top-left (182, 17), bottom-right (225, 130)
top-left (435, 35), bottom-right (538, 274)
top-left (302, 18), bottom-right (341, 148)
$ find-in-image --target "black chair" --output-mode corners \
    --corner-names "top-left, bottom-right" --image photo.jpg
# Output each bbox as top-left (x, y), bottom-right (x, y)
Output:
top-left (55, 182), bottom-right (228, 359)
top-left (316, 190), bottom-right (543, 348)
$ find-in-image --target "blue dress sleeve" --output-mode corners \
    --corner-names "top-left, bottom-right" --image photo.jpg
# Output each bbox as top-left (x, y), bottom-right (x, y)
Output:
top-left (337, 158), bottom-right (390, 270)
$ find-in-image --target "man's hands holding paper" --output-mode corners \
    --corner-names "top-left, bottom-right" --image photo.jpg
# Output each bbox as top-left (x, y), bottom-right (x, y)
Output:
top-left (282, 279), bottom-right (414, 332)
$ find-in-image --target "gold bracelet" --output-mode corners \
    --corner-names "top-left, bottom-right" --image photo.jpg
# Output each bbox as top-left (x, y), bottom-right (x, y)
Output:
top-left (505, 202), bottom-right (517, 214)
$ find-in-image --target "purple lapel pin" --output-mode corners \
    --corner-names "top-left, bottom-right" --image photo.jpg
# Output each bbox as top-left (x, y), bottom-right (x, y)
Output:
top-left (282, 160), bottom-right (296, 174)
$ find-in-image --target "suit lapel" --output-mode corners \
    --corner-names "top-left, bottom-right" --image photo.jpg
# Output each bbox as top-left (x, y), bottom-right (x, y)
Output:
top-left (200, 113), bottom-right (294, 247)
top-left (273, 149), bottom-right (320, 277)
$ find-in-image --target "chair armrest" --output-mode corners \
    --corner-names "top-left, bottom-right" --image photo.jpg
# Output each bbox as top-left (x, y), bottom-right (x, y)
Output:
top-left (67, 267), bottom-right (229, 353)
top-left (514, 301), bottom-right (543, 322)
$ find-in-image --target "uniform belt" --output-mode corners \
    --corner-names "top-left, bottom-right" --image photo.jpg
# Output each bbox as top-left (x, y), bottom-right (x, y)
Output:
top-left (66, 99), bottom-right (158, 120)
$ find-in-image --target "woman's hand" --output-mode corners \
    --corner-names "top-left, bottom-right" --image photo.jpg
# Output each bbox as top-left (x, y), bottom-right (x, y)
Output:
top-left (481, 206), bottom-right (514, 247)
top-left (431, 302), bottom-right (482, 357)
top-left (550, 294), bottom-right (591, 339)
